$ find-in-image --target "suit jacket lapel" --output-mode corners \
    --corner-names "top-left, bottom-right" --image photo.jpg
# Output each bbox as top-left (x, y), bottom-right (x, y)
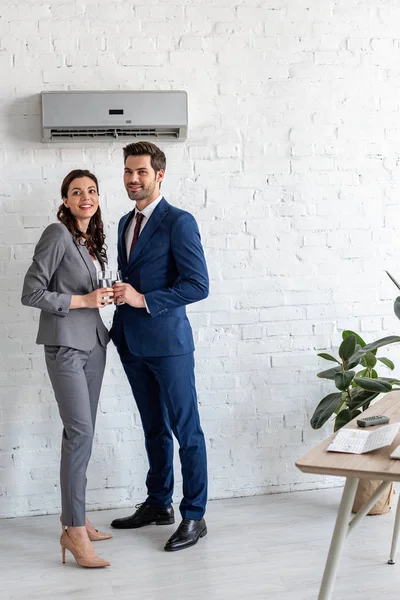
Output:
top-left (119, 210), bottom-right (135, 271)
top-left (75, 241), bottom-right (97, 290)
top-left (128, 198), bottom-right (169, 267)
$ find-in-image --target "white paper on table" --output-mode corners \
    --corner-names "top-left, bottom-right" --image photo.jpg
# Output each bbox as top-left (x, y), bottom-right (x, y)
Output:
top-left (326, 423), bottom-right (400, 454)
top-left (390, 444), bottom-right (400, 459)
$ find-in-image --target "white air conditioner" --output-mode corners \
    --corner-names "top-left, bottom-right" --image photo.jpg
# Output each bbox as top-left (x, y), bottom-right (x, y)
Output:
top-left (41, 91), bottom-right (188, 142)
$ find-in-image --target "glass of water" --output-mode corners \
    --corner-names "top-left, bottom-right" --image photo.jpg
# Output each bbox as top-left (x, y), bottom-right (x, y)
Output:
top-left (97, 269), bottom-right (114, 289)
top-left (97, 270), bottom-right (117, 304)
top-left (97, 270), bottom-right (124, 305)
top-left (114, 270), bottom-right (125, 305)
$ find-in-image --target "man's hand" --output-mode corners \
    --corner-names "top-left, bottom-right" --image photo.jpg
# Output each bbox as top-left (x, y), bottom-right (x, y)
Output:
top-left (113, 282), bottom-right (145, 308)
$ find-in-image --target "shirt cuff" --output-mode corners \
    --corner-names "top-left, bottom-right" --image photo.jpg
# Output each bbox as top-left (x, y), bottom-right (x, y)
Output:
top-left (143, 295), bottom-right (150, 314)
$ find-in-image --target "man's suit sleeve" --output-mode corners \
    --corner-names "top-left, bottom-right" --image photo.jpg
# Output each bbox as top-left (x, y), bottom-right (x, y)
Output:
top-left (21, 224), bottom-right (71, 316)
top-left (144, 212), bottom-right (209, 317)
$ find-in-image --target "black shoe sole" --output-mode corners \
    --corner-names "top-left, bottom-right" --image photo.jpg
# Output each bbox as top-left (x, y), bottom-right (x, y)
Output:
top-left (156, 517), bottom-right (175, 526)
top-left (111, 517), bottom-right (175, 529)
top-left (164, 527), bottom-right (207, 552)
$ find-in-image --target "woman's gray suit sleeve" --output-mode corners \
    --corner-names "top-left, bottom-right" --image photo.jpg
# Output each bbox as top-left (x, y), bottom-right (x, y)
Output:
top-left (21, 223), bottom-right (72, 316)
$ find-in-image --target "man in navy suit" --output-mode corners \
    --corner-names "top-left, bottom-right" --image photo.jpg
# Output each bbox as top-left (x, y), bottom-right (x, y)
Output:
top-left (110, 141), bottom-right (209, 552)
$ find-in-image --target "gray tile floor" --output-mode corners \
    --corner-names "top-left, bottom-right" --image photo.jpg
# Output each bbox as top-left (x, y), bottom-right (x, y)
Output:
top-left (1, 488), bottom-right (399, 599)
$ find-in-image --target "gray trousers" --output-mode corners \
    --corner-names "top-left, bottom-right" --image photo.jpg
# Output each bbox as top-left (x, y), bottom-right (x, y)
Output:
top-left (44, 339), bottom-right (106, 526)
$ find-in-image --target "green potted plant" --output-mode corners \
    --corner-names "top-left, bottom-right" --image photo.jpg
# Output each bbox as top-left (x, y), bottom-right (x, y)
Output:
top-left (311, 330), bottom-right (400, 514)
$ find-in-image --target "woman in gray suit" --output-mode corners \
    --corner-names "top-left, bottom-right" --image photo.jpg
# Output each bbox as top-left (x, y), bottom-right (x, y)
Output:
top-left (22, 169), bottom-right (113, 568)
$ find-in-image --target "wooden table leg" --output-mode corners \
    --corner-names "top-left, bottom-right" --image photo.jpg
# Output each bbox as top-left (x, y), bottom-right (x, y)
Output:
top-left (318, 477), bottom-right (359, 600)
top-left (389, 491), bottom-right (400, 564)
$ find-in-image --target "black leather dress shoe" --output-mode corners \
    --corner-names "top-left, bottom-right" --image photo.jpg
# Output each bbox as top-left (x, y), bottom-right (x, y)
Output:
top-left (110, 502), bottom-right (175, 529)
top-left (164, 518), bottom-right (207, 552)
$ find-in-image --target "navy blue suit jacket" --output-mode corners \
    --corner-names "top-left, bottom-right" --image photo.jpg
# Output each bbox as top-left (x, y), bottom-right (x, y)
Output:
top-left (110, 198), bottom-right (209, 357)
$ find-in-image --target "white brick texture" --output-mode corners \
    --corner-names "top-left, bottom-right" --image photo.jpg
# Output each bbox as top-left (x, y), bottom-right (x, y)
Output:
top-left (1, 0), bottom-right (400, 518)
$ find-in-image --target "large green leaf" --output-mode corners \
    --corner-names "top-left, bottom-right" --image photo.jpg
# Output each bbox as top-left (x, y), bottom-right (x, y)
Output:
top-left (348, 390), bottom-right (379, 411)
top-left (317, 366), bottom-right (343, 380)
top-left (355, 368), bottom-right (368, 378)
top-left (378, 357), bottom-right (395, 370)
top-left (394, 297), bottom-right (400, 320)
top-left (363, 351), bottom-right (377, 369)
top-left (378, 377), bottom-right (400, 385)
top-left (349, 336), bottom-right (400, 365)
top-left (333, 396), bottom-right (347, 414)
top-left (334, 409), bottom-right (352, 431)
top-left (339, 335), bottom-right (356, 361)
top-left (310, 393), bottom-right (343, 429)
top-left (334, 371), bottom-right (355, 391)
top-left (353, 377), bottom-right (392, 393)
top-left (362, 335), bottom-right (400, 351)
top-left (317, 353), bottom-right (340, 364)
top-left (345, 345), bottom-right (362, 369)
top-left (342, 330), bottom-right (366, 347)
top-left (349, 408), bottom-right (362, 421)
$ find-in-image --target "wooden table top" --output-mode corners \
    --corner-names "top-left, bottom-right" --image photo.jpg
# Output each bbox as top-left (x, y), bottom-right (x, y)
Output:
top-left (296, 391), bottom-right (400, 481)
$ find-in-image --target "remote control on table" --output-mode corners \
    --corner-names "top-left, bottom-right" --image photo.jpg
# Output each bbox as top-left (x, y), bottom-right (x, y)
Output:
top-left (357, 415), bottom-right (390, 427)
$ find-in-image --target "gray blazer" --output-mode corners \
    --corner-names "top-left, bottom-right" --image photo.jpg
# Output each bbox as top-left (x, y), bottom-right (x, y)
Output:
top-left (21, 223), bottom-right (109, 351)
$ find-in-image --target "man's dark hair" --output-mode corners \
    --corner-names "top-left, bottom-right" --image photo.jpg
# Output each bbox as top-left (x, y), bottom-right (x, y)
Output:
top-left (123, 141), bottom-right (166, 173)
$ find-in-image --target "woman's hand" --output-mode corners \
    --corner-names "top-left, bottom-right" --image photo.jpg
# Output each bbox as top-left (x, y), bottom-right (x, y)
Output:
top-left (71, 288), bottom-right (114, 309)
top-left (85, 288), bottom-right (114, 308)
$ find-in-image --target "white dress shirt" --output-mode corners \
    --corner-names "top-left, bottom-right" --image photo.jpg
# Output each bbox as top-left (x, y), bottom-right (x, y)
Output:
top-left (92, 257), bottom-right (102, 273)
top-left (125, 194), bottom-right (163, 260)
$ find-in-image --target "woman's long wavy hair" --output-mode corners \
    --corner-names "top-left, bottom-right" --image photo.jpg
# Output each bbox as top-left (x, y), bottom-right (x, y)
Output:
top-left (57, 169), bottom-right (107, 264)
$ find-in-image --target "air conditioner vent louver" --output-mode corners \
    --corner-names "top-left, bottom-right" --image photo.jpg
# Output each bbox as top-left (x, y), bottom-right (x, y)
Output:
top-left (50, 128), bottom-right (179, 140)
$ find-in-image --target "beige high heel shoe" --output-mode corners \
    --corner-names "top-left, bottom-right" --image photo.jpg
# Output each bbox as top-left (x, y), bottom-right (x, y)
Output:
top-left (85, 518), bottom-right (113, 541)
top-left (60, 516), bottom-right (112, 541)
top-left (60, 530), bottom-right (110, 568)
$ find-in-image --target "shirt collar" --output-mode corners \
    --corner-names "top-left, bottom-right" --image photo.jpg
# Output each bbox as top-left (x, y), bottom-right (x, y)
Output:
top-left (134, 194), bottom-right (163, 220)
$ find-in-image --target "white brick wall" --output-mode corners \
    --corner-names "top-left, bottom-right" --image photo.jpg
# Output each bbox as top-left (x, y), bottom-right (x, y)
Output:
top-left (1, 0), bottom-right (400, 518)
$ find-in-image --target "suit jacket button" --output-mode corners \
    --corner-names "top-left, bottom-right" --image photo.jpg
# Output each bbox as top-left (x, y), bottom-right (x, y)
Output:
top-left (58, 307), bottom-right (62, 311)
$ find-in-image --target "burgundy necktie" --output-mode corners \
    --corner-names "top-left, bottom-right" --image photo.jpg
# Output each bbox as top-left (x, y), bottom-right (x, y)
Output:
top-left (129, 212), bottom-right (144, 255)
